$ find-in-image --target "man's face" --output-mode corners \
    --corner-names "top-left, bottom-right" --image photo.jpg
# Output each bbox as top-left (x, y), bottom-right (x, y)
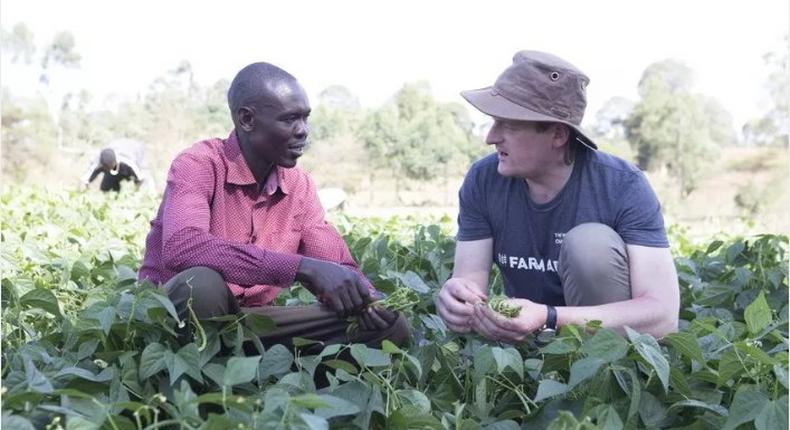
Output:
top-left (486, 119), bottom-right (559, 178)
top-left (243, 80), bottom-right (311, 168)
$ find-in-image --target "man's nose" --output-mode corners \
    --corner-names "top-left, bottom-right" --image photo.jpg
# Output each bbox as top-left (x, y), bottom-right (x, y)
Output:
top-left (485, 122), bottom-right (502, 146)
top-left (294, 119), bottom-right (308, 138)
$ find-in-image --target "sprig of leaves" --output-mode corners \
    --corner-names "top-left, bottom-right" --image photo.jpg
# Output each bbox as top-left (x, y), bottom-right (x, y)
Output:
top-left (488, 295), bottom-right (521, 318)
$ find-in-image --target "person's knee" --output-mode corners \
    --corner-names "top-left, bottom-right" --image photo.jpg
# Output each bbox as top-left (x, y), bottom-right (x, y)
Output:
top-left (560, 223), bottom-right (630, 305)
top-left (166, 266), bottom-right (232, 318)
top-left (561, 223), bottom-right (625, 272)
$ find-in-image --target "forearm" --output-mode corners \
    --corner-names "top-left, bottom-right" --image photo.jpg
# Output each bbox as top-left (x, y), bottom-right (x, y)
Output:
top-left (556, 295), bottom-right (678, 338)
top-left (452, 273), bottom-right (489, 298)
top-left (300, 223), bottom-right (375, 291)
top-left (162, 227), bottom-right (302, 287)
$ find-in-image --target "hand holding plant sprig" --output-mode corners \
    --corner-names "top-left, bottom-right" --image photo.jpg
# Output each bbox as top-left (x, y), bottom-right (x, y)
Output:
top-left (348, 287), bottom-right (419, 333)
top-left (487, 295), bottom-right (522, 318)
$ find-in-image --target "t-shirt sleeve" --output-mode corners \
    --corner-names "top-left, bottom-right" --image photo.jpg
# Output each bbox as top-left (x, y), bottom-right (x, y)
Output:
top-left (615, 171), bottom-right (669, 247)
top-left (456, 163), bottom-right (493, 241)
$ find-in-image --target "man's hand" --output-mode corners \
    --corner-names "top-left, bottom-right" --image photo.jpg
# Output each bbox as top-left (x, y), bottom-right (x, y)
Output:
top-left (296, 257), bottom-right (371, 317)
top-left (358, 306), bottom-right (398, 331)
top-left (436, 277), bottom-right (487, 333)
top-left (471, 298), bottom-right (547, 343)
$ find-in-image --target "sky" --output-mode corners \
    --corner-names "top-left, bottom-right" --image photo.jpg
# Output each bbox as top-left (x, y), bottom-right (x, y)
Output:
top-left (1, 0), bottom-right (788, 131)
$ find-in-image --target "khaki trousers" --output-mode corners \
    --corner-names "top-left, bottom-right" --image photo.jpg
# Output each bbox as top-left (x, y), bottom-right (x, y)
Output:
top-left (558, 223), bottom-right (632, 306)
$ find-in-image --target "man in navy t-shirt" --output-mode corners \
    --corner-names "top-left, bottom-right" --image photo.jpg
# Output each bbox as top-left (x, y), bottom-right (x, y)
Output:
top-left (435, 51), bottom-right (679, 342)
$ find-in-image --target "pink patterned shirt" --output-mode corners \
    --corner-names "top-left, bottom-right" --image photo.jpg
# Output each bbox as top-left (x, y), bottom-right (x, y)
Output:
top-left (139, 131), bottom-right (370, 306)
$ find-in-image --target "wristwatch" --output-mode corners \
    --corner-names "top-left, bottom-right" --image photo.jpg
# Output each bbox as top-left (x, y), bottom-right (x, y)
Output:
top-left (543, 304), bottom-right (558, 331)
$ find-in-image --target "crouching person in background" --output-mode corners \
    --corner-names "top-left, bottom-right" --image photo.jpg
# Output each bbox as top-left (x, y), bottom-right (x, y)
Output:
top-left (138, 62), bottom-right (409, 353)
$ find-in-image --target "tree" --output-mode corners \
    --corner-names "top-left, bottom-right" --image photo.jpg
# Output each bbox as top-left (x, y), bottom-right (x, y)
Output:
top-left (743, 45), bottom-right (789, 147)
top-left (624, 59), bottom-right (726, 196)
top-left (310, 85), bottom-right (361, 142)
top-left (358, 82), bottom-right (482, 203)
top-left (590, 96), bottom-right (636, 160)
top-left (2, 23), bottom-right (36, 64)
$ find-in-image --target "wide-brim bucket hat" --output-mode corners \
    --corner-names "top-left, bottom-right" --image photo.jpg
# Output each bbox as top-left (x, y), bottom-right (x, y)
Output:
top-left (462, 50), bottom-right (597, 150)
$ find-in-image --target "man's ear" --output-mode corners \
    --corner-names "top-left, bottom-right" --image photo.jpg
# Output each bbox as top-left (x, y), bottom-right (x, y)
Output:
top-left (552, 124), bottom-right (571, 148)
top-left (236, 106), bottom-right (256, 132)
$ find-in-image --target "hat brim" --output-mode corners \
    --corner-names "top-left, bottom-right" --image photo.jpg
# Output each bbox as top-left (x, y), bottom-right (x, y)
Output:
top-left (461, 86), bottom-right (598, 150)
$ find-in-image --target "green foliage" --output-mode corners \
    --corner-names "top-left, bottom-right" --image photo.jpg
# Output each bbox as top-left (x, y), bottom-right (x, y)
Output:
top-left (358, 82), bottom-right (485, 200)
top-left (743, 44), bottom-right (789, 147)
top-left (489, 296), bottom-right (521, 318)
top-left (1, 187), bottom-right (788, 428)
top-left (624, 59), bottom-right (733, 195)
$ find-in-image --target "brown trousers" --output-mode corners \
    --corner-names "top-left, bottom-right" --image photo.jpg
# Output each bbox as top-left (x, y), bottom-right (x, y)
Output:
top-left (558, 223), bottom-right (632, 306)
top-left (162, 267), bottom-right (410, 351)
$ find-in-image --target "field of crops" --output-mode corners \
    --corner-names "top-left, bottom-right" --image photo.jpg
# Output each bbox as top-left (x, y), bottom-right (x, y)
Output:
top-left (1, 187), bottom-right (788, 430)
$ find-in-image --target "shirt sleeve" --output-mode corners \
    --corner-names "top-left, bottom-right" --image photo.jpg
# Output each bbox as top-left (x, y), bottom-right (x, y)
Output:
top-left (297, 175), bottom-right (376, 291)
top-left (159, 153), bottom-right (303, 286)
top-left (456, 162), bottom-right (493, 241)
top-left (614, 171), bottom-right (669, 247)
top-left (81, 160), bottom-right (101, 184)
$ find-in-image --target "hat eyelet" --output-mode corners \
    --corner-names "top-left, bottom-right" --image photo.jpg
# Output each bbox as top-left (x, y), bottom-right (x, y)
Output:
top-left (550, 71), bottom-right (560, 81)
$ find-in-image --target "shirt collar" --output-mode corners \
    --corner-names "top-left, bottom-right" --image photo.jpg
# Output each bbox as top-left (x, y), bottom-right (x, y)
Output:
top-left (223, 130), bottom-right (290, 195)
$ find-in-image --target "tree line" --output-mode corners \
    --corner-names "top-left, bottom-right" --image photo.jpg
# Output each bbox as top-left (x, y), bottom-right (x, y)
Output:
top-left (2, 23), bottom-right (787, 201)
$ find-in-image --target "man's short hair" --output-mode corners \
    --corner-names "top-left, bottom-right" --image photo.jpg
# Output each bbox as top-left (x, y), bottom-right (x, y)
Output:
top-left (227, 62), bottom-right (296, 114)
top-left (99, 148), bottom-right (116, 169)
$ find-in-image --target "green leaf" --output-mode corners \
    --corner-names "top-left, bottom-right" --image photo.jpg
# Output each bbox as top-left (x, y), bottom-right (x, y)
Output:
top-left (94, 306), bottom-right (116, 335)
top-left (138, 343), bottom-right (167, 379)
top-left (169, 343), bottom-right (202, 384)
top-left (2, 414), bottom-right (36, 430)
top-left (201, 363), bottom-right (225, 386)
top-left (259, 344), bottom-right (293, 379)
top-left (626, 327), bottom-right (670, 392)
top-left (299, 413), bottom-right (329, 430)
top-left (396, 390), bottom-right (431, 414)
top-left (541, 339), bottom-right (577, 355)
top-left (223, 355), bottom-right (261, 386)
top-left (612, 366), bottom-right (641, 420)
top-left (754, 396), bottom-right (788, 430)
top-left (19, 288), bottom-right (61, 317)
top-left (580, 328), bottom-right (629, 363)
top-left (388, 270), bottom-right (430, 293)
top-left (596, 405), bottom-right (624, 430)
top-left (534, 380), bottom-right (568, 402)
top-left (492, 347), bottom-right (523, 380)
top-left (718, 349), bottom-right (746, 384)
top-left (312, 394), bottom-right (363, 418)
top-left (723, 385), bottom-right (770, 430)
top-left (149, 290), bottom-right (180, 322)
top-left (568, 357), bottom-right (604, 389)
top-left (638, 391), bottom-right (667, 428)
top-left (664, 331), bottom-right (704, 363)
top-left (774, 364), bottom-right (789, 390)
top-left (319, 343), bottom-right (342, 357)
top-left (323, 359), bottom-right (358, 375)
top-left (244, 313), bottom-right (276, 334)
top-left (744, 291), bottom-right (773, 335)
top-left (350, 344), bottom-right (391, 367)
top-left (23, 358), bottom-right (53, 393)
top-left (667, 399), bottom-right (728, 416)
top-left (54, 366), bottom-right (113, 383)
top-left (473, 346), bottom-right (496, 384)
top-left (291, 393), bottom-right (330, 409)
top-left (388, 409), bottom-right (444, 429)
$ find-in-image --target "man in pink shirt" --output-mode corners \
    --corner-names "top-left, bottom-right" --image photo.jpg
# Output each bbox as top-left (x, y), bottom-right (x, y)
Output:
top-left (139, 62), bottom-right (408, 349)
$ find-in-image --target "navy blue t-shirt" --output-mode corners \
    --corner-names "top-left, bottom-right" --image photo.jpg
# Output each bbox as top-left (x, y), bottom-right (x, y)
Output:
top-left (457, 148), bottom-right (668, 306)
